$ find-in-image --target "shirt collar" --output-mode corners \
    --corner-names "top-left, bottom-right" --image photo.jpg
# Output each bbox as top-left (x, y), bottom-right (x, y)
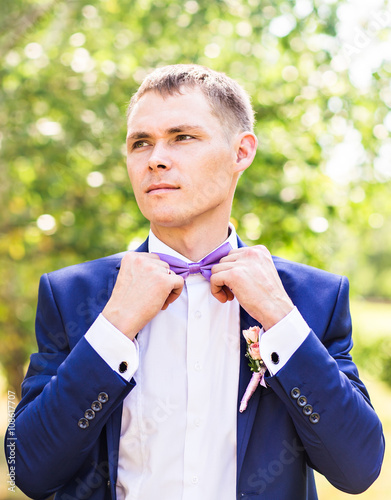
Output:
top-left (148, 222), bottom-right (238, 263)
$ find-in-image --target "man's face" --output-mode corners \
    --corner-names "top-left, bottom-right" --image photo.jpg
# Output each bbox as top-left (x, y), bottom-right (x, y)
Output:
top-left (126, 88), bottom-right (240, 232)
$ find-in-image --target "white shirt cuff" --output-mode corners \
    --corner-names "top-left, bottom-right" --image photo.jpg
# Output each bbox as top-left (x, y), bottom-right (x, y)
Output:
top-left (258, 307), bottom-right (310, 376)
top-left (85, 313), bottom-right (139, 381)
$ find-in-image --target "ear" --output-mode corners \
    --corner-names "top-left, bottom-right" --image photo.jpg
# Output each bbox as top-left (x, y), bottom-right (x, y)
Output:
top-left (233, 132), bottom-right (258, 174)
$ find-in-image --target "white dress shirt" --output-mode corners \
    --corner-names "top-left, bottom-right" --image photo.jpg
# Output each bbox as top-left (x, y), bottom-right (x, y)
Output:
top-left (85, 225), bottom-right (310, 500)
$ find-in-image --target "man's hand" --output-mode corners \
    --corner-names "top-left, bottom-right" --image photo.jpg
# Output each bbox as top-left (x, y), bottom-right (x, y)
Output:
top-left (210, 246), bottom-right (294, 331)
top-left (102, 252), bottom-right (184, 340)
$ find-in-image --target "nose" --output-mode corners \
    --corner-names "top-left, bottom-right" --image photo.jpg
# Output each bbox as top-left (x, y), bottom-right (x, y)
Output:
top-left (148, 142), bottom-right (172, 171)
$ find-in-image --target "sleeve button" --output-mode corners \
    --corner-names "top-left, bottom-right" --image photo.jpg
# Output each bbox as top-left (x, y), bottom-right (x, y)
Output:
top-left (290, 387), bottom-right (301, 399)
top-left (98, 392), bottom-right (109, 404)
top-left (91, 400), bottom-right (103, 412)
top-left (303, 404), bottom-right (313, 416)
top-left (297, 395), bottom-right (307, 407)
top-left (78, 417), bottom-right (89, 429)
top-left (309, 412), bottom-right (320, 424)
top-left (84, 409), bottom-right (95, 420)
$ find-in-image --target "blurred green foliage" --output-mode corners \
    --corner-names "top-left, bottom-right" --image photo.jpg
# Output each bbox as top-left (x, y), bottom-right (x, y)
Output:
top-left (353, 336), bottom-right (391, 389)
top-left (1, 0), bottom-right (390, 395)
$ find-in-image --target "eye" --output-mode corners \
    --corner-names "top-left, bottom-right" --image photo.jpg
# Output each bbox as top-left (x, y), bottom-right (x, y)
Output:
top-left (132, 140), bottom-right (149, 149)
top-left (176, 134), bottom-right (193, 141)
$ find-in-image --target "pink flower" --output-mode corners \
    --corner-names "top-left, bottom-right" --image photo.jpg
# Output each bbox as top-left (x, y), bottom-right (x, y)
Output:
top-left (249, 342), bottom-right (261, 360)
top-left (243, 326), bottom-right (260, 344)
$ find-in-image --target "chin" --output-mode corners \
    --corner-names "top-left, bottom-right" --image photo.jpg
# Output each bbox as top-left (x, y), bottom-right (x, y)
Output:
top-left (144, 209), bottom-right (183, 227)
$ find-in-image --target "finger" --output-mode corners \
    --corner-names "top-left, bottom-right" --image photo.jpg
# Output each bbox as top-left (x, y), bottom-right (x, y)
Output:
top-left (211, 261), bottom-right (236, 274)
top-left (222, 285), bottom-right (235, 301)
top-left (210, 271), bottom-right (232, 301)
top-left (211, 288), bottom-right (228, 303)
top-left (216, 248), bottom-right (251, 265)
top-left (153, 255), bottom-right (171, 266)
top-left (149, 252), bottom-right (166, 259)
top-left (217, 250), bottom-right (242, 264)
top-left (210, 285), bottom-right (234, 303)
top-left (131, 251), bottom-right (162, 260)
top-left (226, 248), bottom-right (243, 254)
top-left (161, 276), bottom-right (184, 309)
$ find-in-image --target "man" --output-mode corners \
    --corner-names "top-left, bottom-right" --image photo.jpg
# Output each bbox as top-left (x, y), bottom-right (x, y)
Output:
top-left (7, 65), bottom-right (384, 499)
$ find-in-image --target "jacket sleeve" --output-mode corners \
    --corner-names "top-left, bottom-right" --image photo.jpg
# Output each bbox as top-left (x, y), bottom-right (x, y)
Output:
top-left (5, 273), bottom-right (135, 499)
top-left (266, 275), bottom-right (385, 494)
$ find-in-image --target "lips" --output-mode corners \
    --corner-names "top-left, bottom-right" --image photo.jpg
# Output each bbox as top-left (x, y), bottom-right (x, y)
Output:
top-left (146, 183), bottom-right (179, 193)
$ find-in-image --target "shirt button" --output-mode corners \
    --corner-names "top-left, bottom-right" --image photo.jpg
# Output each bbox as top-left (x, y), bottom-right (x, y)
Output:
top-left (194, 362), bottom-right (202, 371)
top-left (194, 418), bottom-right (201, 427)
top-left (191, 475), bottom-right (199, 484)
top-left (194, 310), bottom-right (202, 319)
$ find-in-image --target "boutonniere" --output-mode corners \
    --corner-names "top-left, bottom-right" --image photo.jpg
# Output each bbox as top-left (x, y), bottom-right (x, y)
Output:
top-left (239, 326), bottom-right (267, 413)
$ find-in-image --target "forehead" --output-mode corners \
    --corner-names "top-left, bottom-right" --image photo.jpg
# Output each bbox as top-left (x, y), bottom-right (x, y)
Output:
top-left (127, 88), bottom-right (220, 132)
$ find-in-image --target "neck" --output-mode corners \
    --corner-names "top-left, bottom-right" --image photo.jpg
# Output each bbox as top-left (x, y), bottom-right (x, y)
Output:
top-left (150, 218), bottom-right (231, 261)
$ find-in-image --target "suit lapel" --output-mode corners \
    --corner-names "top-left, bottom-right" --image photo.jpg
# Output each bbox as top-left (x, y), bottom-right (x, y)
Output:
top-left (106, 404), bottom-right (123, 498)
top-left (237, 307), bottom-right (263, 481)
top-left (235, 235), bottom-right (265, 480)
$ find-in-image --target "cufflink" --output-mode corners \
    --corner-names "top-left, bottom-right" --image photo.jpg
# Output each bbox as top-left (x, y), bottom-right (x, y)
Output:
top-left (119, 361), bottom-right (128, 373)
top-left (270, 352), bottom-right (279, 364)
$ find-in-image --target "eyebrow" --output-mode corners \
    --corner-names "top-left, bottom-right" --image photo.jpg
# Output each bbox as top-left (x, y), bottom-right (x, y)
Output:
top-left (126, 124), bottom-right (208, 143)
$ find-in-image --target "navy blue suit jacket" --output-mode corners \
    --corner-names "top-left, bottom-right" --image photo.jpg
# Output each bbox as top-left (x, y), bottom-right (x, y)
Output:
top-left (7, 237), bottom-right (384, 499)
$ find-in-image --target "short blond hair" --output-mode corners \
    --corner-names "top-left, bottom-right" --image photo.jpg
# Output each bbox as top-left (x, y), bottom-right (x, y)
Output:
top-left (127, 64), bottom-right (255, 134)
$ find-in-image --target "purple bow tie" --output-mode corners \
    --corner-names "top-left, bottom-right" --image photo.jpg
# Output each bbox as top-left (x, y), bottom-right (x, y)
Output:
top-left (155, 242), bottom-right (232, 281)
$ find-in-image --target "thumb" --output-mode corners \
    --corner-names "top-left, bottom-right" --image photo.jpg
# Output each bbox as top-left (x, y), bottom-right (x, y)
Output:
top-left (162, 276), bottom-right (184, 310)
top-left (210, 274), bottom-right (234, 303)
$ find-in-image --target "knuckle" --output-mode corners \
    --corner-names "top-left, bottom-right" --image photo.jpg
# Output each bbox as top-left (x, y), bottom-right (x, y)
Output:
top-left (246, 247), bottom-right (258, 257)
top-left (121, 252), bottom-right (133, 264)
top-left (259, 244), bottom-right (270, 255)
top-left (249, 245), bottom-right (270, 258)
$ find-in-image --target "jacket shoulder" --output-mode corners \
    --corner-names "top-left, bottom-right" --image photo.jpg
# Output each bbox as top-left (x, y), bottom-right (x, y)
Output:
top-left (272, 255), bottom-right (344, 287)
top-left (43, 252), bottom-right (127, 292)
top-left (48, 252), bottom-right (126, 277)
top-left (272, 255), bottom-right (349, 337)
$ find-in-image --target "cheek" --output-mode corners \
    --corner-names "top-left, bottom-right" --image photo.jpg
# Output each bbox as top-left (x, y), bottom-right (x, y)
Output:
top-left (200, 155), bottom-right (233, 190)
top-left (126, 161), bottom-right (141, 187)
top-left (189, 172), bottom-right (230, 208)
